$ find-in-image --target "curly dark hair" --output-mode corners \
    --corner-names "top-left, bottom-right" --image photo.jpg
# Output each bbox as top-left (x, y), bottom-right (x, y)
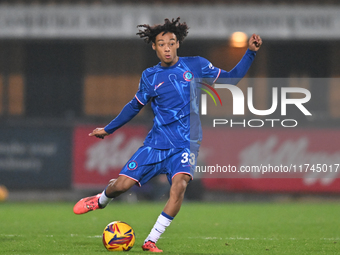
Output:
top-left (136, 17), bottom-right (189, 44)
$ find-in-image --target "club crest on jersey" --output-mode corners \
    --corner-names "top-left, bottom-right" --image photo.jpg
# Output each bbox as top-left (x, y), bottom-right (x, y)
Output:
top-left (183, 71), bottom-right (194, 81)
top-left (127, 160), bottom-right (138, 170)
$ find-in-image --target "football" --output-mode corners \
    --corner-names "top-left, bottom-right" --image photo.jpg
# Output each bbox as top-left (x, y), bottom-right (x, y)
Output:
top-left (102, 221), bottom-right (135, 251)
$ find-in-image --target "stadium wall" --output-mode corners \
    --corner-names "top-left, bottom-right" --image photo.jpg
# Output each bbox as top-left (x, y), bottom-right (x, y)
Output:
top-left (0, 126), bottom-right (72, 189)
top-left (1, 4), bottom-right (340, 196)
top-left (1, 125), bottom-right (339, 194)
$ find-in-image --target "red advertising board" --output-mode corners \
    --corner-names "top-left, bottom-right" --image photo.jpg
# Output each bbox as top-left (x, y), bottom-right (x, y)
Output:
top-left (73, 125), bottom-right (340, 192)
top-left (73, 125), bottom-right (148, 188)
top-left (199, 128), bottom-right (340, 193)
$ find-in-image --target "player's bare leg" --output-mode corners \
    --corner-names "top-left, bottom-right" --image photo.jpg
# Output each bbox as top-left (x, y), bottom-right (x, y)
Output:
top-left (105, 176), bottom-right (137, 198)
top-left (163, 173), bottom-right (191, 217)
top-left (143, 173), bottom-right (191, 252)
top-left (73, 175), bottom-right (136, 215)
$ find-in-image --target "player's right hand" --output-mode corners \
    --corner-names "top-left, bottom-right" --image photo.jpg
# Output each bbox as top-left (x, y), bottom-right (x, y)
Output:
top-left (248, 34), bottom-right (262, 51)
top-left (89, 127), bottom-right (109, 139)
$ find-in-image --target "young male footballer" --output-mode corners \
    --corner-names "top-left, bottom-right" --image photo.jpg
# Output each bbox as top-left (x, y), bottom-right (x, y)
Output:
top-left (74, 17), bottom-right (262, 252)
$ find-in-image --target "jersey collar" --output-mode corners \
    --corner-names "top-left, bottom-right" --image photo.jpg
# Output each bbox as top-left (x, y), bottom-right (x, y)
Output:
top-left (157, 57), bottom-right (182, 69)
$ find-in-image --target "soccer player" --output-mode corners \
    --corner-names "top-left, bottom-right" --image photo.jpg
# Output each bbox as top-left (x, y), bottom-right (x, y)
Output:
top-left (73, 17), bottom-right (262, 252)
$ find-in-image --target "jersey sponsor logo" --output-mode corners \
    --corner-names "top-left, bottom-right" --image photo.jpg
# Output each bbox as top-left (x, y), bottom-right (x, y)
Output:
top-left (127, 160), bottom-right (138, 170)
top-left (155, 82), bottom-right (164, 90)
top-left (183, 71), bottom-right (194, 81)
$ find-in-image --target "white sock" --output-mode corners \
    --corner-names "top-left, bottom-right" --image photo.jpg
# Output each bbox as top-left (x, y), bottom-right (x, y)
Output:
top-left (144, 212), bottom-right (174, 244)
top-left (98, 190), bottom-right (113, 208)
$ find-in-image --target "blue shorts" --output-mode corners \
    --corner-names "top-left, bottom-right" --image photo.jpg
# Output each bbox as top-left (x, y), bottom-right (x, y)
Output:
top-left (119, 145), bottom-right (198, 186)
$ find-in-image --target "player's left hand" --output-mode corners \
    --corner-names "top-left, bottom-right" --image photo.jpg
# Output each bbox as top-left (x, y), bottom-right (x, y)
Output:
top-left (248, 34), bottom-right (262, 51)
top-left (89, 127), bottom-right (109, 139)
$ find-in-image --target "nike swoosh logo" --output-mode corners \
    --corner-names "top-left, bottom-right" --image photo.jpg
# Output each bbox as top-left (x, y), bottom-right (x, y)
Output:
top-left (155, 82), bottom-right (164, 89)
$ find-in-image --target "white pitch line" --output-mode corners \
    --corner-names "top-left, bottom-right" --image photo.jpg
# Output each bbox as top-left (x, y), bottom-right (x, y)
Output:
top-left (0, 234), bottom-right (23, 237)
top-left (189, 236), bottom-right (339, 241)
top-left (188, 236), bottom-right (297, 241)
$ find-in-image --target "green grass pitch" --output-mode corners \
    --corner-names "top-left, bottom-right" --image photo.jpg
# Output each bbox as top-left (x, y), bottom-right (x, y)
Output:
top-left (0, 201), bottom-right (339, 254)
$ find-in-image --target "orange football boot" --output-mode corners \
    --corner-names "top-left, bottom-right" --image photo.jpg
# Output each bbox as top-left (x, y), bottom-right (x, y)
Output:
top-left (142, 241), bottom-right (163, 253)
top-left (73, 193), bottom-right (102, 215)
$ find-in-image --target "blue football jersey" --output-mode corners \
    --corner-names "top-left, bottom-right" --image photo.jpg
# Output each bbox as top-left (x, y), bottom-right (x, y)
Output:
top-left (135, 56), bottom-right (220, 149)
top-left (104, 49), bottom-right (255, 149)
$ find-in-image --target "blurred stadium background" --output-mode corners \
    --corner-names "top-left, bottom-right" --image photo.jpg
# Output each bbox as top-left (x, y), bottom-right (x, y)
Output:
top-left (0, 0), bottom-right (340, 202)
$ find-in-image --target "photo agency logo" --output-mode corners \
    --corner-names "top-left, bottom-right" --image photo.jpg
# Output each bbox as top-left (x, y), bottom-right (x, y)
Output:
top-left (200, 82), bottom-right (312, 128)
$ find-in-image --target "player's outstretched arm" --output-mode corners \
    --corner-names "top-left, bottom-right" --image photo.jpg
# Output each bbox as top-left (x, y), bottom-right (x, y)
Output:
top-left (88, 97), bottom-right (144, 139)
top-left (216, 33), bottom-right (262, 84)
top-left (104, 97), bottom-right (144, 136)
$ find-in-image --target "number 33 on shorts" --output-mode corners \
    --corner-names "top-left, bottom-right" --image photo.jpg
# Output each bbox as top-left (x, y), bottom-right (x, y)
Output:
top-left (181, 152), bottom-right (196, 165)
